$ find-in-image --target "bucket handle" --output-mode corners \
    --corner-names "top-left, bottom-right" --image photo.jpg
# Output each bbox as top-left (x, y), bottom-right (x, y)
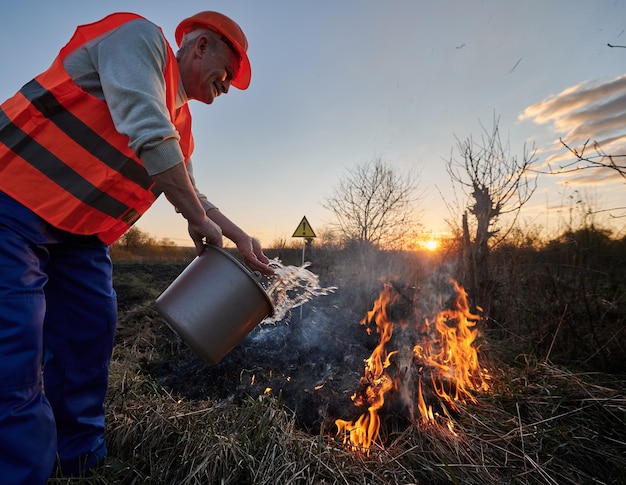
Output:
top-left (203, 244), bottom-right (264, 283)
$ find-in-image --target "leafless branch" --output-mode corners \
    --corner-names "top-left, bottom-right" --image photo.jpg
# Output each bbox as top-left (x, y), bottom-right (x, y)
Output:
top-left (557, 138), bottom-right (626, 181)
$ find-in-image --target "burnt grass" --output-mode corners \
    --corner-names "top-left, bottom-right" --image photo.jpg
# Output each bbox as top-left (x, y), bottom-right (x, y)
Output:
top-left (113, 251), bottom-right (387, 434)
top-left (112, 239), bottom-right (626, 430)
top-left (113, 247), bottom-right (466, 436)
top-left (109, 238), bottom-right (626, 483)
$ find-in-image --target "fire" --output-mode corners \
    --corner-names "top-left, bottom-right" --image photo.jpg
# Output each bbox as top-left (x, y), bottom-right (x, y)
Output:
top-left (335, 279), bottom-right (489, 453)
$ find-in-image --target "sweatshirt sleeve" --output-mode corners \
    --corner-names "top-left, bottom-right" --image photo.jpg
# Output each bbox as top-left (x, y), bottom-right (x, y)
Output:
top-left (64, 19), bottom-right (185, 175)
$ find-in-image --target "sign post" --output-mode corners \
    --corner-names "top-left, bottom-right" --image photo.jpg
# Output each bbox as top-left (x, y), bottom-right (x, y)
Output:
top-left (291, 216), bottom-right (316, 266)
top-left (292, 216), bottom-right (316, 319)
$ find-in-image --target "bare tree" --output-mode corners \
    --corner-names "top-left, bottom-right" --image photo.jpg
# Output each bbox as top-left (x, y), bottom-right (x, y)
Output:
top-left (323, 157), bottom-right (420, 249)
top-left (446, 116), bottom-right (538, 296)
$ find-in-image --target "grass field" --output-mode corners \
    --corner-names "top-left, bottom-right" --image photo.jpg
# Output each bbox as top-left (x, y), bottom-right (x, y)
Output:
top-left (48, 235), bottom-right (626, 484)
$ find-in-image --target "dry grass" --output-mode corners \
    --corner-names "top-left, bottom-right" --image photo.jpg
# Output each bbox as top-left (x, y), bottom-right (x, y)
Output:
top-left (47, 305), bottom-right (626, 485)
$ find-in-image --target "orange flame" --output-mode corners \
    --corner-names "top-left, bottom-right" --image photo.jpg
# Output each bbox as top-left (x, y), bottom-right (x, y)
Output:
top-left (336, 279), bottom-right (489, 452)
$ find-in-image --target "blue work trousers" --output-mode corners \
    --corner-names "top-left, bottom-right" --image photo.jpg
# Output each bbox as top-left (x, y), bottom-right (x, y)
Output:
top-left (0, 192), bottom-right (117, 484)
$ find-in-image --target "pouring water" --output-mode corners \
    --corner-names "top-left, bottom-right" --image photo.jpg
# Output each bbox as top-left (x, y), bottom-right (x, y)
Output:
top-left (261, 259), bottom-right (337, 324)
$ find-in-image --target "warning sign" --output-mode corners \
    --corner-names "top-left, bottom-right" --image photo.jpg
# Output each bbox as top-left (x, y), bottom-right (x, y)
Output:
top-left (292, 216), bottom-right (316, 238)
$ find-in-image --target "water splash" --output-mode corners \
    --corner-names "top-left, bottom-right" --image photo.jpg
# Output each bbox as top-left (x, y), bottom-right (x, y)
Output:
top-left (261, 259), bottom-right (337, 323)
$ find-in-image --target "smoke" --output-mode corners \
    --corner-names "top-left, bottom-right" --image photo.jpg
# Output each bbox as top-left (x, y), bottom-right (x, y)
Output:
top-left (148, 252), bottom-right (477, 434)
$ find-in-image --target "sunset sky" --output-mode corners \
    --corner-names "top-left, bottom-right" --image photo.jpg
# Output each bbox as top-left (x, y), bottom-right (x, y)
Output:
top-left (1, 0), bottom-right (625, 246)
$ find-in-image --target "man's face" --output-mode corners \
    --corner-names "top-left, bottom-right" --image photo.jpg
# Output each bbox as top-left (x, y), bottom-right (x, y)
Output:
top-left (180, 34), bottom-right (239, 104)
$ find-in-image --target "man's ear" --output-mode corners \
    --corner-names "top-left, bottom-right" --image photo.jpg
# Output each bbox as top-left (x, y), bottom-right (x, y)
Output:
top-left (196, 35), bottom-right (209, 56)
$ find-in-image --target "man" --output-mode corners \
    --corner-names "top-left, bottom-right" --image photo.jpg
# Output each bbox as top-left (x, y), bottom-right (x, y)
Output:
top-left (0, 11), bottom-right (273, 483)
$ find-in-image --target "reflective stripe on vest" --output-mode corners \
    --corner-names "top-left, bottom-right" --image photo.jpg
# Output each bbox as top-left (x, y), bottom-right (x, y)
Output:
top-left (0, 13), bottom-right (192, 244)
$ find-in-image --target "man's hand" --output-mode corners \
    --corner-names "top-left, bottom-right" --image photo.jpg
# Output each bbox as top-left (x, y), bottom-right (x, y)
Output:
top-left (188, 217), bottom-right (223, 255)
top-left (234, 236), bottom-right (274, 275)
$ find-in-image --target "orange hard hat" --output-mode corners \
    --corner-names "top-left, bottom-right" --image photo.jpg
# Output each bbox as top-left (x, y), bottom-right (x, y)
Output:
top-left (175, 11), bottom-right (251, 90)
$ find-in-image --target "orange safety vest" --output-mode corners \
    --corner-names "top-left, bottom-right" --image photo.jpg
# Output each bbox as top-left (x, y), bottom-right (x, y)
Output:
top-left (0, 12), bottom-right (193, 244)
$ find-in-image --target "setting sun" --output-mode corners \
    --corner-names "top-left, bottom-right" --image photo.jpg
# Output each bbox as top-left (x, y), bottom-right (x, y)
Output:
top-left (422, 239), bottom-right (440, 252)
top-left (412, 233), bottom-right (446, 252)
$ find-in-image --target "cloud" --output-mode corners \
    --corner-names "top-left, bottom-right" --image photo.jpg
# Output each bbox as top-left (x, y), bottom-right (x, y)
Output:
top-left (564, 168), bottom-right (625, 186)
top-left (520, 75), bottom-right (626, 183)
top-left (526, 75), bottom-right (626, 111)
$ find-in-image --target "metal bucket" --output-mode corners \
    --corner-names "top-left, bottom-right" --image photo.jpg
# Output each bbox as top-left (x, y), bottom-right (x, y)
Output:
top-left (154, 244), bottom-right (274, 365)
